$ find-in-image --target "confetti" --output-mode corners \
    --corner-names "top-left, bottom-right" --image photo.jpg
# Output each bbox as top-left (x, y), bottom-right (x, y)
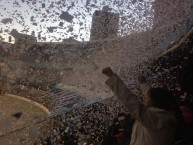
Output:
top-left (1, 18), bottom-right (13, 24)
top-left (59, 11), bottom-right (74, 23)
top-left (0, 0), bottom-right (193, 144)
top-left (47, 27), bottom-right (58, 33)
top-left (42, 3), bottom-right (45, 8)
top-left (59, 22), bottom-right (64, 27)
top-left (12, 112), bottom-right (22, 119)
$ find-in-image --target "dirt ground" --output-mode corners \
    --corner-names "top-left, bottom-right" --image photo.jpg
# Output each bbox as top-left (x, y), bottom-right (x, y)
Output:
top-left (0, 94), bottom-right (51, 145)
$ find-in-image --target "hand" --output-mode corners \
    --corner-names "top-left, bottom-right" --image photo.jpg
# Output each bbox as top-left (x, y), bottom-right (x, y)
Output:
top-left (190, 49), bottom-right (193, 54)
top-left (102, 67), bottom-right (114, 77)
top-left (138, 75), bottom-right (147, 84)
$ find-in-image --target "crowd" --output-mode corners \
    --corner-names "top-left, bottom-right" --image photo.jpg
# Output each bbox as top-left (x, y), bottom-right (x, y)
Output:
top-left (50, 101), bottom-right (123, 145)
top-left (36, 32), bottom-right (193, 145)
top-left (1, 44), bottom-right (193, 145)
top-left (1, 30), bottom-right (193, 145)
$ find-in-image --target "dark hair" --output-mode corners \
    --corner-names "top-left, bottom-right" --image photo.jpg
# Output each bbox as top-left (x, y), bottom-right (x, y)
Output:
top-left (148, 88), bottom-right (177, 111)
top-left (148, 88), bottom-right (184, 125)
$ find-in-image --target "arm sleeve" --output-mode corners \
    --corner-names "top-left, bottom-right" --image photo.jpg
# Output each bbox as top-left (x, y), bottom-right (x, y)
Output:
top-left (105, 74), bottom-right (157, 129)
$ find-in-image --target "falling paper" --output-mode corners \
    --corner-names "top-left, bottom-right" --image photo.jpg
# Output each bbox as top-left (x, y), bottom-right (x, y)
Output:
top-left (59, 11), bottom-right (74, 23)
top-left (42, 3), bottom-right (45, 8)
top-left (59, 22), bottom-right (64, 27)
top-left (47, 27), bottom-right (58, 33)
top-left (1, 18), bottom-right (13, 24)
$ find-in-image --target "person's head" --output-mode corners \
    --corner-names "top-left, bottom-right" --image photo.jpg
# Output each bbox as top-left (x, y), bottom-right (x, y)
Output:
top-left (145, 87), bottom-right (184, 125)
top-left (145, 87), bottom-right (178, 111)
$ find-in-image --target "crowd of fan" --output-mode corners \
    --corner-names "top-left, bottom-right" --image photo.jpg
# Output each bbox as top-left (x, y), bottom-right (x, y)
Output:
top-left (33, 34), bottom-right (193, 145)
top-left (48, 100), bottom-right (127, 145)
top-left (1, 34), bottom-right (193, 145)
top-left (2, 46), bottom-right (193, 145)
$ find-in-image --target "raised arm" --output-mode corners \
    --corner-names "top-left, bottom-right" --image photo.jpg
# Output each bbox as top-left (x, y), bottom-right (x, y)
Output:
top-left (103, 67), bottom-right (157, 128)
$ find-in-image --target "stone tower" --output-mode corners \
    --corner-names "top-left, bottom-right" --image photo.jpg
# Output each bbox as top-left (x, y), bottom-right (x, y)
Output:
top-left (90, 10), bottom-right (119, 41)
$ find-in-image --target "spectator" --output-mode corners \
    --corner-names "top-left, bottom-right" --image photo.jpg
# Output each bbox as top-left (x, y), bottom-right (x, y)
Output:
top-left (180, 101), bottom-right (193, 126)
top-left (103, 67), bottom-right (184, 145)
top-left (179, 52), bottom-right (193, 95)
top-left (179, 100), bottom-right (193, 143)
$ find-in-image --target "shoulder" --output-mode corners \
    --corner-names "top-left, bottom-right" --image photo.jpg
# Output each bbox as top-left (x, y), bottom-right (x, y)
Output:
top-left (146, 107), bottom-right (178, 130)
top-left (149, 107), bottom-right (178, 123)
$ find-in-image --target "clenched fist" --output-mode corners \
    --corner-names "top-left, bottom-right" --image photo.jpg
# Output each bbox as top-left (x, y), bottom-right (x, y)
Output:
top-left (102, 67), bottom-right (114, 77)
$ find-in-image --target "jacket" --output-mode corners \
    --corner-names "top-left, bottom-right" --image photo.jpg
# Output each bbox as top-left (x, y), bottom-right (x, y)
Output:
top-left (105, 74), bottom-right (178, 145)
